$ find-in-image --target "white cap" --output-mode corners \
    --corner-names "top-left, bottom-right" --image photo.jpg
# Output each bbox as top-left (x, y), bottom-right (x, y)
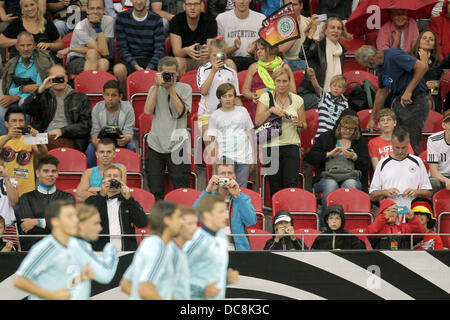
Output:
top-left (274, 215), bottom-right (291, 225)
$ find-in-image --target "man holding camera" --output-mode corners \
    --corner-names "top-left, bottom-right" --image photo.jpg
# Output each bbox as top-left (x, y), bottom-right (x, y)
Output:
top-left (194, 163), bottom-right (257, 250)
top-left (85, 165), bottom-right (148, 251)
top-left (22, 64), bottom-right (91, 151)
top-left (144, 56), bottom-right (192, 200)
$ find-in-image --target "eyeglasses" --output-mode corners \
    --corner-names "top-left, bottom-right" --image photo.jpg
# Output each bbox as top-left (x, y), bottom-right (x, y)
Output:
top-left (342, 126), bottom-right (356, 131)
top-left (185, 2), bottom-right (201, 7)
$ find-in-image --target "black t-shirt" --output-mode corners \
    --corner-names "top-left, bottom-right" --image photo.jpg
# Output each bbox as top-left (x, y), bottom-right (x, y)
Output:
top-left (2, 0), bottom-right (21, 17)
top-left (169, 12), bottom-right (217, 48)
top-left (3, 18), bottom-right (60, 44)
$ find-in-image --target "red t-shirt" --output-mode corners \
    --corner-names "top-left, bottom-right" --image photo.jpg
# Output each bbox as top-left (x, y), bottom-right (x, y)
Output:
top-left (368, 136), bottom-right (414, 160)
top-left (414, 230), bottom-right (445, 250)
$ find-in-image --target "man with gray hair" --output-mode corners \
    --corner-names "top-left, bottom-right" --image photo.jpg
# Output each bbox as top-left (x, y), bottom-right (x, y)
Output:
top-left (143, 56), bottom-right (192, 200)
top-left (355, 45), bottom-right (429, 155)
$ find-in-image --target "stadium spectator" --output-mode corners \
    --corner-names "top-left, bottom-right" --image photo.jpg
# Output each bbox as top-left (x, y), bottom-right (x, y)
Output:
top-left (85, 165), bottom-right (148, 252)
top-left (169, 0), bottom-right (217, 75)
top-left (168, 205), bottom-right (197, 300)
top-left (409, 30), bottom-right (443, 111)
top-left (369, 125), bottom-right (432, 208)
top-left (58, 0), bottom-right (113, 75)
top-left (48, 0), bottom-right (88, 37)
top-left (306, 68), bottom-right (348, 139)
top-left (0, 157), bottom-right (19, 249)
top-left (427, 110), bottom-right (450, 195)
top-left (86, 80), bottom-right (135, 168)
top-left (17, 154), bottom-right (75, 251)
top-left (143, 56), bottom-right (191, 200)
top-left (76, 138), bottom-right (127, 203)
top-left (207, 0), bottom-right (233, 18)
top-left (364, 198), bottom-right (426, 250)
top-left (0, 31), bottom-right (52, 136)
top-left (197, 39), bottom-right (241, 146)
top-left (0, 0), bottom-right (61, 59)
top-left (355, 45), bottom-right (429, 155)
top-left (120, 201), bottom-right (182, 300)
top-left (184, 194), bottom-right (239, 299)
top-left (0, 216), bottom-right (16, 251)
top-left (428, 0), bottom-right (450, 59)
top-left (22, 64), bottom-right (91, 151)
top-left (411, 197), bottom-right (444, 250)
top-left (243, 39), bottom-right (296, 122)
top-left (298, 16), bottom-right (350, 110)
top-left (195, 163), bottom-right (257, 250)
top-left (14, 200), bottom-right (92, 300)
top-left (0, 106), bottom-right (47, 197)
top-left (376, 9), bottom-right (419, 53)
top-left (150, 0), bottom-right (184, 35)
top-left (368, 108), bottom-right (413, 171)
top-left (207, 84), bottom-right (254, 187)
top-left (113, 0), bottom-right (165, 95)
top-left (311, 205), bottom-right (366, 250)
top-left (256, 68), bottom-right (306, 196)
top-left (304, 110), bottom-right (370, 227)
top-left (278, 0), bottom-right (320, 72)
top-left (216, 0), bottom-right (265, 72)
top-left (264, 210), bottom-right (308, 250)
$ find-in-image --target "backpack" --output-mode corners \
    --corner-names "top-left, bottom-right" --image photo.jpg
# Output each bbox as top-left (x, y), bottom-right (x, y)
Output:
top-left (347, 79), bottom-right (376, 112)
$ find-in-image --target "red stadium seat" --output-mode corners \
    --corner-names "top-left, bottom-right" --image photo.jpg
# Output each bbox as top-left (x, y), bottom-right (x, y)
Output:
top-left (294, 228), bottom-right (322, 249)
top-left (440, 71), bottom-right (450, 108)
top-left (419, 110), bottom-right (443, 154)
top-left (127, 69), bottom-right (157, 128)
top-left (343, 58), bottom-right (366, 74)
top-left (326, 188), bottom-right (373, 229)
top-left (49, 147), bottom-right (87, 190)
top-left (165, 36), bottom-right (171, 56)
top-left (241, 187), bottom-right (265, 229)
top-left (179, 70), bottom-right (201, 117)
top-left (138, 113), bottom-right (153, 166)
top-left (350, 228), bottom-right (373, 250)
top-left (74, 70), bottom-right (117, 109)
top-left (309, 0), bottom-right (318, 15)
top-left (112, 148), bottom-right (144, 188)
top-left (238, 70), bottom-right (247, 93)
top-left (343, 70), bottom-right (378, 95)
top-left (357, 109), bottom-right (377, 130)
top-left (61, 32), bottom-right (73, 67)
top-left (272, 188), bottom-right (319, 229)
top-left (247, 228), bottom-right (272, 250)
top-left (365, 30), bottom-right (378, 47)
top-left (419, 150), bottom-right (429, 173)
top-left (164, 188), bottom-right (202, 207)
top-left (300, 108), bottom-right (319, 151)
top-left (340, 37), bottom-right (366, 56)
top-left (293, 70), bottom-right (305, 91)
top-left (63, 188), bottom-right (78, 200)
top-left (130, 188), bottom-right (155, 246)
top-left (433, 189), bottom-right (450, 248)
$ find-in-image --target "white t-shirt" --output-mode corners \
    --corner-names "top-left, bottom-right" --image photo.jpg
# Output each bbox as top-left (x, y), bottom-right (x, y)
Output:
top-left (107, 198), bottom-right (122, 251)
top-left (369, 154), bottom-right (432, 208)
top-left (427, 131), bottom-right (450, 176)
top-left (0, 177), bottom-right (17, 227)
top-left (216, 9), bottom-right (266, 58)
top-left (197, 62), bottom-right (240, 117)
top-left (68, 16), bottom-right (115, 61)
top-left (207, 106), bottom-right (254, 164)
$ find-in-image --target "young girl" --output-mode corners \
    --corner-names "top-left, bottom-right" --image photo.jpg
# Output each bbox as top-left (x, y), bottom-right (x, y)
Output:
top-left (207, 83), bottom-right (254, 187)
top-left (196, 38), bottom-right (242, 146)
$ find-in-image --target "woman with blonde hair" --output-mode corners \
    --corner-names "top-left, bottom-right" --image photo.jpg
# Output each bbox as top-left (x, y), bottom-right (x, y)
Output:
top-left (298, 15), bottom-right (352, 110)
top-left (0, 0), bottom-right (62, 58)
top-left (255, 67), bottom-right (306, 196)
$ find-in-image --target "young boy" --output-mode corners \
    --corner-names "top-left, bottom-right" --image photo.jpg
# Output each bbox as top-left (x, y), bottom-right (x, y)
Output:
top-left (368, 108), bottom-right (414, 170)
top-left (311, 205), bottom-right (366, 250)
top-left (411, 198), bottom-right (445, 250)
top-left (307, 68), bottom-right (348, 139)
top-left (207, 83), bottom-right (255, 187)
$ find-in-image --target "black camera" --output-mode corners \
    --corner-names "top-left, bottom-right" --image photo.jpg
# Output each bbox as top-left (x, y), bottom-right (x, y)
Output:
top-left (18, 127), bottom-right (31, 135)
top-left (52, 76), bottom-right (65, 83)
top-left (109, 179), bottom-right (121, 189)
top-left (162, 72), bottom-right (173, 83)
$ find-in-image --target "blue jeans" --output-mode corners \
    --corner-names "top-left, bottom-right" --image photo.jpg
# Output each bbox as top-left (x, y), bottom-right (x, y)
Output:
top-left (86, 141), bottom-right (137, 168)
top-left (314, 178), bottom-right (362, 228)
top-left (53, 19), bottom-right (73, 38)
top-left (283, 59), bottom-right (307, 72)
top-left (235, 163), bottom-right (251, 188)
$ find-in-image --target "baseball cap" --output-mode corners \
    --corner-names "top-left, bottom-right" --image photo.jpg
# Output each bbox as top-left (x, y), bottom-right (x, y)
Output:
top-left (444, 110), bottom-right (450, 122)
top-left (274, 214), bottom-right (292, 225)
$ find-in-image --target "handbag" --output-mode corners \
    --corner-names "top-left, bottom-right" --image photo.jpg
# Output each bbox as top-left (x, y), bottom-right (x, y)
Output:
top-left (321, 153), bottom-right (361, 183)
top-left (255, 92), bottom-right (282, 144)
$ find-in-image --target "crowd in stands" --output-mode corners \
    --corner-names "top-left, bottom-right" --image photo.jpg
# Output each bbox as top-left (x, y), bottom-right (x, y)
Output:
top-left (0, 0), bottom-right (449, 254)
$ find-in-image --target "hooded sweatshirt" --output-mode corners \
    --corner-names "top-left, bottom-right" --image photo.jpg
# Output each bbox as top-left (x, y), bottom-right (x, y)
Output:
top-left (311, 205), bottom-right (366, 250)
top-left (264, 211), bottom-right (308, 251)
top-left (364, 199), bottom-right (426, 250)
top-left (428, 0), bottom-right (450, 59)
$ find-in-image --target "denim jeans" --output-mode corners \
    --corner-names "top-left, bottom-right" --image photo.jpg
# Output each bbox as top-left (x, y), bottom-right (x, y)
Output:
top-left (283, 59), bottom-right (307, 72)
top-left (235, 163), bottom-right (251, 188)
top-left (85, 141), bottom-right (137, 168)
top-left (53, 19), bottom-right (73, 38)
top-left (314, 178), bottom-right (362, 228)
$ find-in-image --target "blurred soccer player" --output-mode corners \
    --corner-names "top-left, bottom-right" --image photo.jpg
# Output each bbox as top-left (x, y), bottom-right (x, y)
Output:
top-left (14, 200), bottom-right (93, 300)
top-left (69, 204), bottom-right (119, 299)
top-left (184, 194), bottom-right (239, 300)
top-left (120, 200), bottom-right (182, 300)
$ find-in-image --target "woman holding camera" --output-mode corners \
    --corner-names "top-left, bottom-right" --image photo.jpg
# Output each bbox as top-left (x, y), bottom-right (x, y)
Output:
top-left (264, 210), bottom-right (308, 250)
top-left (242, 38), bottom-right (296, 123)
top-left (255, 67), bottom-right (306, 197)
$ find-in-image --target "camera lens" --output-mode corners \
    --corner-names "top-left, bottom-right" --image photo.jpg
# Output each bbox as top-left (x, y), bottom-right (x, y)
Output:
top-left (162, 72), bottom-right (172, 83)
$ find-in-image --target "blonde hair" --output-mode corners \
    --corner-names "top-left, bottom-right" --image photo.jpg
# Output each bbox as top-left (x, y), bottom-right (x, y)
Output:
top-left (208, 38), bottom-right (227, 56)
top-left (323, 16), bottom-right (353, 40)
top-left (330, 75), bottom-right (347, 89)
top-left (335, 115), bottom-right (361, 140)
top-left (20, 0), bottom-right (46, 33)
top-left (377, 108), bottom-right (396, 122)
top-left (77, 204), bottom-right (100, 222)
top-left (271, 67), bottom-right (291, 82)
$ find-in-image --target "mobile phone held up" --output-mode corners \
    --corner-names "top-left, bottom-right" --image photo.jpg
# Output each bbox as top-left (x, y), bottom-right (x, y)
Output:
top-left (52, 76), bottom-right (65, 84)
top-left (395, 205), bottom-right (409, 215)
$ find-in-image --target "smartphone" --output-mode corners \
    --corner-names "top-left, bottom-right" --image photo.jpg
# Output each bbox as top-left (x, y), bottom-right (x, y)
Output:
top-left (395, 205), bottom-right (409, 215)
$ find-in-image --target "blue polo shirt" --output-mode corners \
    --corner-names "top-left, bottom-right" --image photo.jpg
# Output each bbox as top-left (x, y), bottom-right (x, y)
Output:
top-left (9, 55), bottom-right (43, 99)
top-left (377, 48), bottom-right (428, 97)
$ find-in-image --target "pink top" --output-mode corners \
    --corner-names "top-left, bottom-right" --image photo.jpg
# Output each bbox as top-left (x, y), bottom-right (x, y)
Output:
top-left (376, 17), bottom-right (419, 53)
